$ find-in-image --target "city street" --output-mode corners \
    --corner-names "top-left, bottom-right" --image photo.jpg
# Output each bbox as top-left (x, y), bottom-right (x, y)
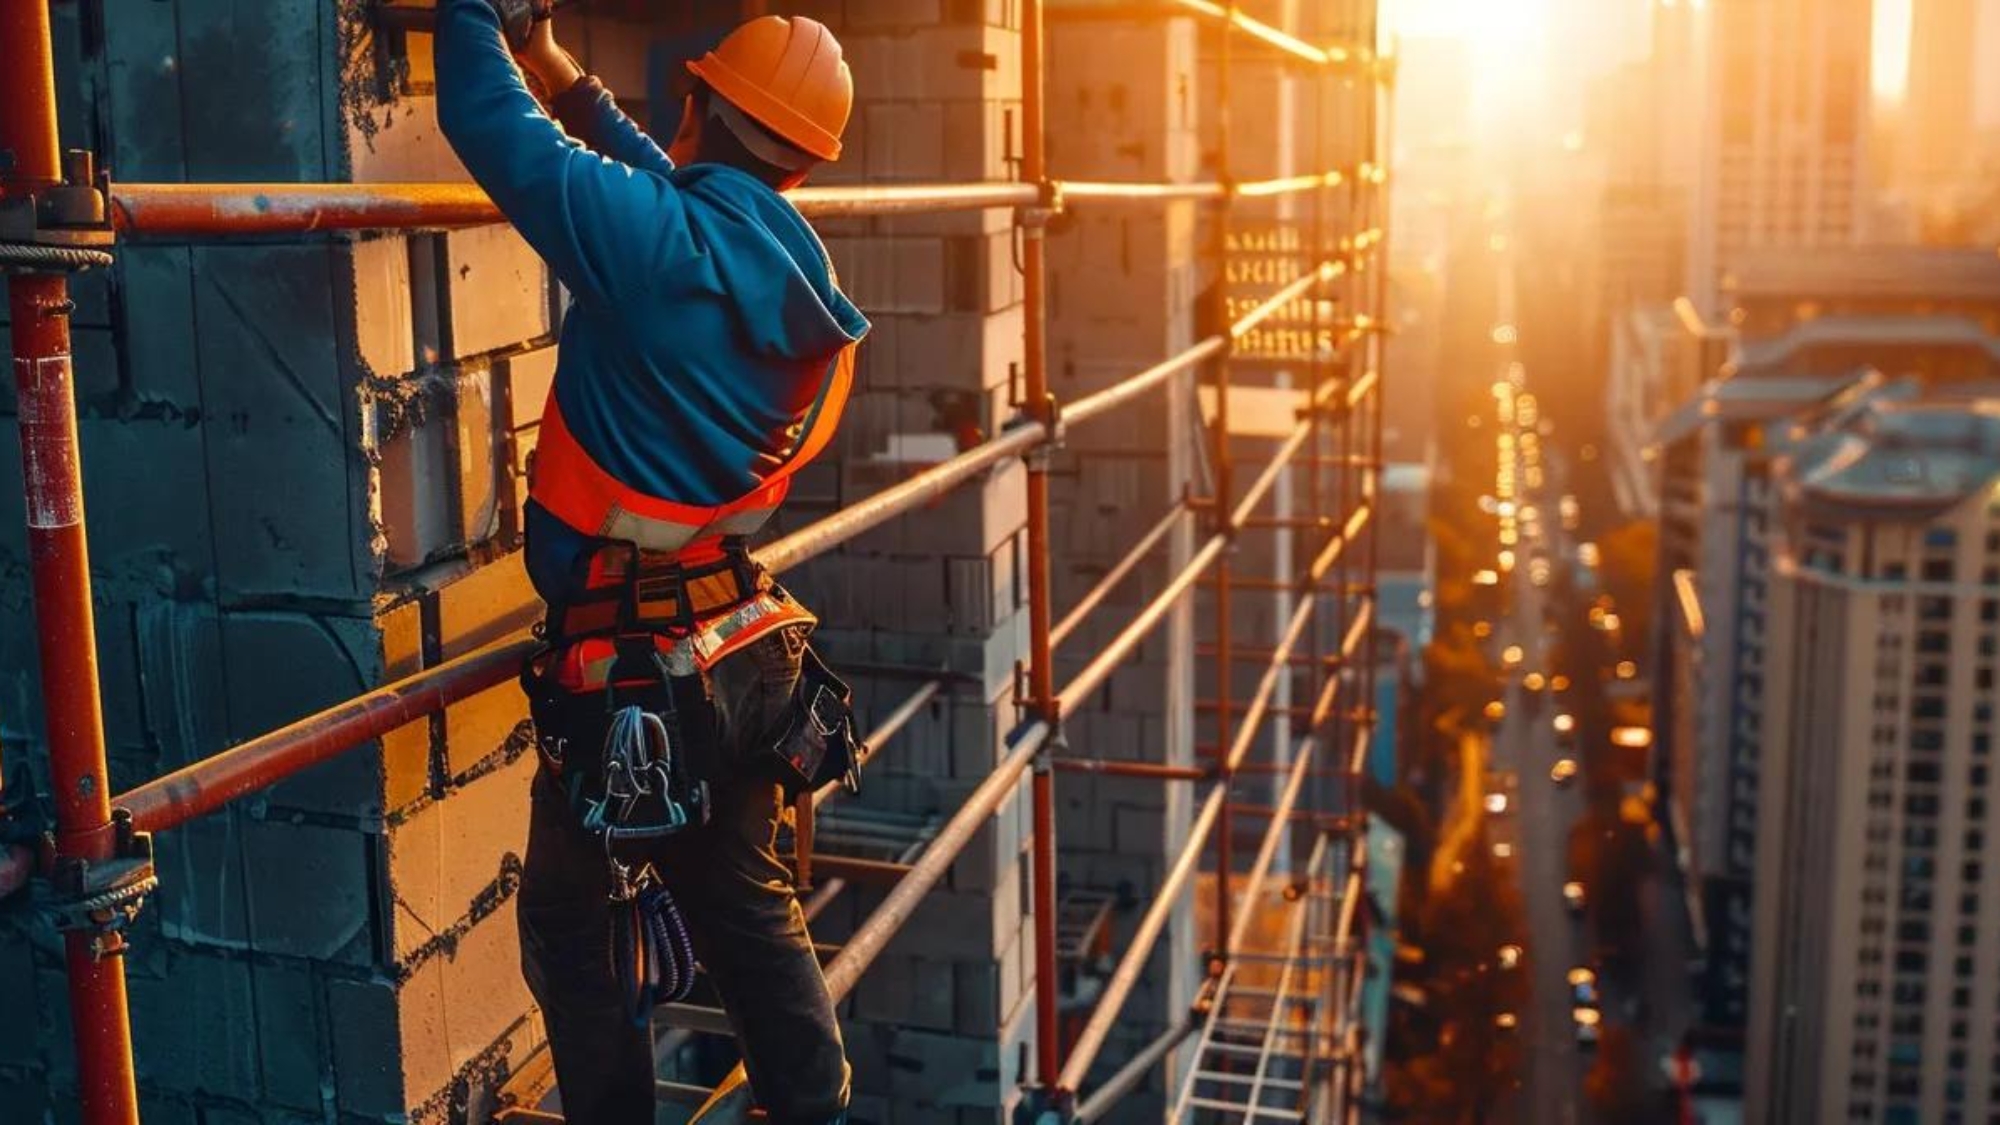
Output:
top-left (1488, 507), bottom-right (1589, 1125)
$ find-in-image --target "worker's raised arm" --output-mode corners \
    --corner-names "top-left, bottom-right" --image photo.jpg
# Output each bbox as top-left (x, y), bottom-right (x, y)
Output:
top-left (434, 0), bottom-right (689, 305)
top-left (512, 18), bottom-right (677, 178)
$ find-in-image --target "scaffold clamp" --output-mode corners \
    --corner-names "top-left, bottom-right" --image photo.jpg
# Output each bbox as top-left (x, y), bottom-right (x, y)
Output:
top-left (45, 809), bottom-right (156, 951)
top-left (1032, 390), bottom-right (1065, 450)
top-left (0, 149), bottom-right (114, 274)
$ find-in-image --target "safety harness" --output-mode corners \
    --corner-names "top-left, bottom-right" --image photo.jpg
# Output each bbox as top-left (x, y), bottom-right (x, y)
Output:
top-left (519, 343), bottom-right (862, 1024)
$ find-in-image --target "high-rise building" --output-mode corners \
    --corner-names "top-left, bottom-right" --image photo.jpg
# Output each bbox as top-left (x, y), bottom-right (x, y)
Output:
top-left (1750, 400), bottom-right (2000, 1124)
top-left (1647, 247), bottom-right (2000, 1037)
top-left (1686, 0), bottom-right (1874, 315)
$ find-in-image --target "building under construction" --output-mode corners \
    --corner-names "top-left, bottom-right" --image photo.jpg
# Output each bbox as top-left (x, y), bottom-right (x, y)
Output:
top-left (0, 0), bottom-right (1394, 1121)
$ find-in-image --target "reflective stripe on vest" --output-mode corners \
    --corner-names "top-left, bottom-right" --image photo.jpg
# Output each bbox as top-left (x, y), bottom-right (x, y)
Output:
top-left (530, 344), bottom-right (856, 554)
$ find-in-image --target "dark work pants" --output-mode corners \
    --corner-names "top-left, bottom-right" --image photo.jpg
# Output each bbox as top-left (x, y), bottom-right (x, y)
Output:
top-left (517, 625), bottom-right (849, 1124)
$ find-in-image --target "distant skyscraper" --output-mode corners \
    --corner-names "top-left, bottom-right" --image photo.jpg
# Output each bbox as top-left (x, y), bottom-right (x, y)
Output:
top-left (1904, 0), bottom-right (1980, 190)
top-left (1752, 399), bottom-right (2000, 1123)
top-left (1650, 247), bottom-right (2000, 1041)
top-left (1687, 0), bottom-right (1874, 315)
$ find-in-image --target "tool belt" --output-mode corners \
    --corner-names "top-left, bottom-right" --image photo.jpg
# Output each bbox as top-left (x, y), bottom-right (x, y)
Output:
top-left (547, 539), bottom-right (770, 642)
top-left (521, 540), bottom-right (867, 849)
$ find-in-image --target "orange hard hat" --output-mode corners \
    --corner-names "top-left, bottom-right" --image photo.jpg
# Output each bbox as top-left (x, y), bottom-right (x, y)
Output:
top-left (687, 16), bottom-right (853, 163)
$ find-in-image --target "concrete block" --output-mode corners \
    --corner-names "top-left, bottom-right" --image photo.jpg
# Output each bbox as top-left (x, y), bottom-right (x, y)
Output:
top-left (386, 794), bottom-right (445, 965)
top-left (1113, 800), bottom-right (1168, 855)
top-left (862, 102), bottom-right (946, 182)
top-left (134, 1094), bottom-right (193, 1125)
top-left (194, 245), bottom-right (369, 604)
top-left (220, 612), bottom-right (386, 819)
top-left (443, 679), bottom-right (531, 782)
top-left (133, 601), bottom-right (229, 773)
top-left (941, 99), bottom-right (1018, 183)
top-left (885, 1027), bottom-right (1008, 1109)
top-left (376, 377), bottom-right (457, 573)
top-left (31, 964), bottom-right (76, 1091)
top-left (436, 550), bottom-right (539, 659)
top-left (73, 417), bottom-right (213, 604)
top-left (882, 858), bottom-right (1020, 962)
top-left (897, 305), bottom-right (1025, 394)
top-left (178, 0), bottom-right (333, 180)
top-left (153, 807), bottom-right (251, 951)
top-left (953, 958), bottom-right (1000, 1036)
top-left (88, 605), bottom-right (148, 769)
top-left (128, 950), bottom-right (258, 1097)
top-left (848, 24), bottom-right (1018, 105)
top-left (377, 597), bottom-right (436, 813)
top-left (100, 2), bottom-right (189, 179)
top-left (444, 224), bottom-right (553, 359)
top-left (440, 907), bottom-right (534, 1076)
top-left (350, 235), bottom-right (417, 380)
top-left (115, 246), bottom-right (205, 408)
top-left (240, 819), bottom-right (374, 964)
top-left (455, 363), bottom-right (502, 547)
top-left (435, 750), bottom-right (534, 916)
top-left (327, 964), bottom-right (451, 1118)
top-left (507, 347), bottom-right (558, 429)
top-left (852, 953), bottom-right (954, 1031)
top-left (348, 94), bottom-right (473, 183)
top-left (251, 960), bottom-right (324, 1111)
top-left (846, 0), bottom-right (946, 27)
top-left (901, 457), bottom-right (1027, 557)
top-left (947, 772), bottom-right (1028, 894)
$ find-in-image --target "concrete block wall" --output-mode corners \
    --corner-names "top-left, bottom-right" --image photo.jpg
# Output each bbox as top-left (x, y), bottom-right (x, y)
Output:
top-left (0, 2), bottom-right (556, 1121)
top-left (756, 4), bottom-right (1048, 1122)
top-left (1040, 14), bottom-right (1205, 1117)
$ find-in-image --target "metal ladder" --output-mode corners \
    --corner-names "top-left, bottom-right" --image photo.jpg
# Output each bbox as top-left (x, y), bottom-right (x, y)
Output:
top-left (1171, 842), bottom-right (1345, 1123)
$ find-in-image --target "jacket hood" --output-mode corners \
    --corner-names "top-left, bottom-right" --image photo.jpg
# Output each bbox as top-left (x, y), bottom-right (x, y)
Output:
top-left (669, 163), bottom-right (869, 362)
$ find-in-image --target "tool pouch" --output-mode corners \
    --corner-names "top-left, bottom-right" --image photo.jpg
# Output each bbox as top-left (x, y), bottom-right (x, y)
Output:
top-left (521, 636), bottom-right (715, 862)
top-left (755, 644), bottom-right (866, 799)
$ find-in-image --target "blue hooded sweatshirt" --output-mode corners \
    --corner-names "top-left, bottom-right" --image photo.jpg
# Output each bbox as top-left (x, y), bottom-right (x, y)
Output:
top-left (434, 0), bottom-right (868, 602)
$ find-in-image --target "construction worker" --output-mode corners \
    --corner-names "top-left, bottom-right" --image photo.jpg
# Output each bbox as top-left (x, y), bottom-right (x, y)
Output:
top-left (436, 3), bottom-right (865, 1122)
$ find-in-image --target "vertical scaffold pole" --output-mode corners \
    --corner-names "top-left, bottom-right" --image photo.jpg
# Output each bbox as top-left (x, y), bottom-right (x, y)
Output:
top-left (0, 1), bottom-right (138, 1122)
top-left (1210, 0), bottom-right (1239, 973)
top-left (1019, 0), bottom-right (1066, 1099)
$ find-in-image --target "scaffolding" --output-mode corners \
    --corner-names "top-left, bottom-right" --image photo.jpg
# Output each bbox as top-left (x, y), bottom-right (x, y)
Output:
top-left (0, 0), bottom-right (1391, 1121)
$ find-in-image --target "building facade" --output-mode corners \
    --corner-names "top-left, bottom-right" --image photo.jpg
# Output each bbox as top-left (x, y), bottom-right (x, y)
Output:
top-left (1647, 247), bottom-right (2000, 1037)
top-left (1686, 0), bottom-right (1873, 316)
top-left (1751, 403), bottom-right (2000, 1125)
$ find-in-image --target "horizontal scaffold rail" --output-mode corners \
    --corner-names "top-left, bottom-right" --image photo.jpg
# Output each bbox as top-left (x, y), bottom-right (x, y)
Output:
top-left (1048, 0), bottom-right (1391, 77)
top-left (105, 171), bottom-right (1373, 236)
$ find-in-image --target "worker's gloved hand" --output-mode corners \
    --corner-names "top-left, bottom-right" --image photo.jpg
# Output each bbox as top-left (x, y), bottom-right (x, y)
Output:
top-left (488, 0), bottom-right (554, 53)
top-left (516, 14), bottom-right (584, 97)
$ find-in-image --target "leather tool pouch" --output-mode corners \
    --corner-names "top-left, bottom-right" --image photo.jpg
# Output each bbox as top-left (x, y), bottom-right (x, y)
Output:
top-left (521, 636), bottom-right (715, 862)
top-left (756, 644), bottom-right (866, 799)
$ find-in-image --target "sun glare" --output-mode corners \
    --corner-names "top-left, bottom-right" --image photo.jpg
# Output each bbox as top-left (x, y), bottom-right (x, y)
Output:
top-left (1387, 0), bottom-right (1549, 54)
top-left (1873, 0), bottom-right (1911, 101)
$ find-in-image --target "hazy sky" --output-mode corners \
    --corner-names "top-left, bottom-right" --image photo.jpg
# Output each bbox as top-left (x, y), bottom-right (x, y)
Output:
top-left (1381, 0), bottom-right (1648, 131)
top-left (1384, 0), bottom-right (2000, 129)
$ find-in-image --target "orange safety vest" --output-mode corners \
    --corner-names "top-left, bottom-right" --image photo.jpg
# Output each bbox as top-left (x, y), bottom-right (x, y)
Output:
top-left (528, 344), bottom-right (856, 681)
top-left (530, 344), bottom-right (856, 564)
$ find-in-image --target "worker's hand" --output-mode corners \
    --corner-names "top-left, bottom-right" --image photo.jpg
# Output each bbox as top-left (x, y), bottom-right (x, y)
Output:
top-left (515, 15), bottom-right (583, 97)
top-left (0, 844), bottom-right (30, 902)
